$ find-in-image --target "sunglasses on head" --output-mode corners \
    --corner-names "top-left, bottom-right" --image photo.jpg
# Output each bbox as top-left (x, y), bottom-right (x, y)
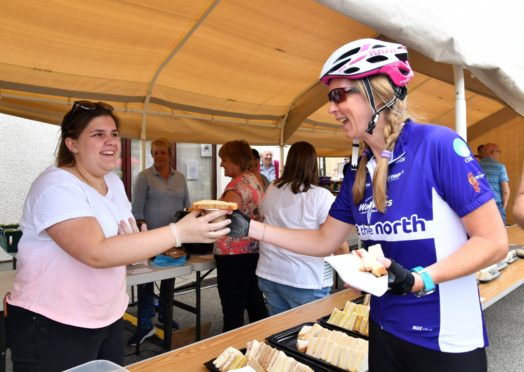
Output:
top-left (327, 87), bottom-right (359, 104)
top-left (71, 100), bottom-right (114, 117)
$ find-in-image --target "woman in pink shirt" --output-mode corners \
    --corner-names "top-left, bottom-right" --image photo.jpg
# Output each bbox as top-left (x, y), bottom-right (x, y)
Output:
top-left (6, 101), bottom-right (230, 371)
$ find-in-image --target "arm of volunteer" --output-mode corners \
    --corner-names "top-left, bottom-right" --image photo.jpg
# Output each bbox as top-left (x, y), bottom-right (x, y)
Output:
top-left (47, 210), bottom-right (230, 268)
top-left (513, 165), bottom-right (524, 228)
top-left (420, 200), bottom-right (507, 288)
top-left (249, 215), bottom-right (353, 257)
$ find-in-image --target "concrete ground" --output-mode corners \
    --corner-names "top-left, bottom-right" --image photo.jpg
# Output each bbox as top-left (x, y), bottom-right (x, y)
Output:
top-left (4, 269), bottom-right (524, 371)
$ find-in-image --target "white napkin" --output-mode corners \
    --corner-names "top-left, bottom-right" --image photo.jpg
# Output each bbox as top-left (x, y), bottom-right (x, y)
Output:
top-left (325, 254), bottom-right (388, 297)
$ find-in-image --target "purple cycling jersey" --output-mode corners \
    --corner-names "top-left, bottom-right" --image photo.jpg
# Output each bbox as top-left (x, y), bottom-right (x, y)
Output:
top-left (330, 120), bottom-right (493, 352)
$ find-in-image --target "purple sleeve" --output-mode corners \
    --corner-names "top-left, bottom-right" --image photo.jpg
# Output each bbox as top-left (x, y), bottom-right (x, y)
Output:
top-left (430, 131), bottom-right (493, 217)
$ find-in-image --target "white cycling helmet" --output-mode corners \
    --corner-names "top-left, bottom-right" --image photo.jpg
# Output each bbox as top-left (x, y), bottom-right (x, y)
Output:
top-left (320, 39), bottom-right (414, 140)
top-left (319, 38), bottom-right (414, 88)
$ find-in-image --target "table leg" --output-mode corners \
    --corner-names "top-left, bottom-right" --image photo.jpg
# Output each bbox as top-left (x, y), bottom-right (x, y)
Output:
top-left (0, 314), bottom-right (6, 372)
top-left (163, 278), bottom-right (175, 350)
top-left (195, 271), bottom-right (201, 341)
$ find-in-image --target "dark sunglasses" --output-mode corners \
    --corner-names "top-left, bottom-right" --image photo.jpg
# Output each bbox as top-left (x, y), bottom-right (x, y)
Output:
top-left (327, 87), bottom-right (359, 104)
top-left (70, 100), bottom-right (114, 117)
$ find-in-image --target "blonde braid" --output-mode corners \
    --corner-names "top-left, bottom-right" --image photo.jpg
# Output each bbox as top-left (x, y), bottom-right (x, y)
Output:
top-left (353, 76), bottom-right (411, 213)
top-left (373, 117), bottom-right (403, 212)
top-left (352, 144), bottom-right (370, 205)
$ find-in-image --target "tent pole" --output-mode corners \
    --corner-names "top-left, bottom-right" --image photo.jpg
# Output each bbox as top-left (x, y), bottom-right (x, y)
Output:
top-left (139, 0), bottom-right (221, 170)
top-left (453, 66), bottom-right (467, 140)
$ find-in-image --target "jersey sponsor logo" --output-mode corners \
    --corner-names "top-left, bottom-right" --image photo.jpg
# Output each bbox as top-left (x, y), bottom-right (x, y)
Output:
top-left (356, 214), bottom-right (433, 241)
top-left (395, 156), bottom-right (406, 163)
top-left (387, 170), bottom-right (404, 182)
top-left (412, 325), bottom-right (433, 332)
top-left (358, 199), bottom-right (393, 213)
top-left (468, 172), bottom-right (484, 192)
top-left (453, 138), bottom-right (471, 158)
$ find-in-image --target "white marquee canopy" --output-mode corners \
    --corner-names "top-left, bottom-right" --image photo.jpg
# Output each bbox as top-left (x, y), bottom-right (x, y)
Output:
top-left (1, 0), bottom-right (522, 156)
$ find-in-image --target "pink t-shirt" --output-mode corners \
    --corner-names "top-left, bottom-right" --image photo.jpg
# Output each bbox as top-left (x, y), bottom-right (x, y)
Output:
top-left (8, 166), bottom-right (132, 328)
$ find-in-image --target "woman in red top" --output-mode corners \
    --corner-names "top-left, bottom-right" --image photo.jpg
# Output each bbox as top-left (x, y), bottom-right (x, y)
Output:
top-left (214, 140), bottom-right (268, 331)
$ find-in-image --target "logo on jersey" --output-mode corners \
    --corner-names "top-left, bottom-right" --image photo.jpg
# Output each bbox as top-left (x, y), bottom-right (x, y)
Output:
top-left (412, 325), bottom-right (433, 332)
top-left (395, 155), bottom-right (406, 163)
top-left (358, 199), bottom-right (393, 213)
top-left (453, 138), bottom-right (471, 157)
top-left (355, 214), bottom-right (431, 241)
top-left (468, 172), bottom-right (480, 192)
top-left (388, 170), bottom-right (404, 182)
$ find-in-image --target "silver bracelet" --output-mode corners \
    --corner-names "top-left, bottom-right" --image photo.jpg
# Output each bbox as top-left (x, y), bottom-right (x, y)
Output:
top-left (169, 223), bottom-right (182, 247)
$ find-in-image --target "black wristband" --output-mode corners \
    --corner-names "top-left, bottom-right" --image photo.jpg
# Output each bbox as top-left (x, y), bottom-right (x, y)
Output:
top-left (387, 259), bottom-right (415, 295)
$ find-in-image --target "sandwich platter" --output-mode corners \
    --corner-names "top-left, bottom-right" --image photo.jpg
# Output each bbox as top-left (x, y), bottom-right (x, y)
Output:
top-left (477, 270), bottom-right (501, 283)
top-left (318, 296), bottom-right (370, 339)
top-left (511, 245), bottom-right (524, 258)
top-left (266, 322), bottom-right (368, 372)
top-left (204, 348), bottom-right (246, 372)
top-left (204, 340), bottom-right (323, 372)
top-left (505, 249), bottom-right (518, 264)
top-left (476, 265), bottom-right (501, 283)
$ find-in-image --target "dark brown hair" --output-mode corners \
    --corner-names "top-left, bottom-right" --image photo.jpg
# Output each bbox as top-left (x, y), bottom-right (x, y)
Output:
top-left (56, 101), bottom-right (120, 167)
top-left (274, 141), bottom-right (318, 194)
top-left (218, 140), bottom-right (253, 171)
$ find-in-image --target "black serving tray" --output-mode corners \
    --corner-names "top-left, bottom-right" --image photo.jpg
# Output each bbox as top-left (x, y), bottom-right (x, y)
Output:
top-left (317, 295), bottom-right (369, 340)
top-left (265, 322), bottom-right (349, 372)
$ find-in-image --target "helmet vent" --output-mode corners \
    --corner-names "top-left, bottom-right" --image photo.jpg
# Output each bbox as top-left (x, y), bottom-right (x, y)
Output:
top-left (344, 67), bottom-right (360, 74)
top-left (372, 44), bottom-right (387, 49)
top-left (336, 47), bottom-right (361, 62)
top-left (367, 55), bottom-right (388, 63)
top-left (396, 53), bottom-right (408, 62)
top-left (329, 60), bottom-right (349, 74)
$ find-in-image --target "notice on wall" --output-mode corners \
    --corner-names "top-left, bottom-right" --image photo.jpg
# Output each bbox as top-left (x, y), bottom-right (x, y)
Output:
top-left (201, 144), bottom-right (212, 157)
top-left (187, 160), bottom-right (199, 180)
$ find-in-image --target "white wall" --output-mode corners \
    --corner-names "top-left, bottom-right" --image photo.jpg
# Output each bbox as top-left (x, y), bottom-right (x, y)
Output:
top-left (0, 114), bottom-right (60, 223)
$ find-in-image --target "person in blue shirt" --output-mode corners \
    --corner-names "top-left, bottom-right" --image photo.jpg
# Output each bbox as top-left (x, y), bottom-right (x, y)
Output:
top-left (479, 143), bottom-right (510, 224)
top-left (229, 39), bottom-right (507, 372)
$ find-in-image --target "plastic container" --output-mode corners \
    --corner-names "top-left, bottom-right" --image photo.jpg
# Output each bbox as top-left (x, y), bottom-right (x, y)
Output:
top-left (63, 360), bottom-right (129, 372)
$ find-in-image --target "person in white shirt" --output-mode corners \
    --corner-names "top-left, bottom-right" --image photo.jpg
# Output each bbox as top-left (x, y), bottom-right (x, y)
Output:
top-left (256, 141), bottom-right (348, 315)
top-left (6, 101), bottom-right (230, 371)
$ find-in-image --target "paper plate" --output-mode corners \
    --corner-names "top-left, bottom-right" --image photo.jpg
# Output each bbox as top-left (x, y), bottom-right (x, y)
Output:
top-left (325, 254), bottom-right (388, 297)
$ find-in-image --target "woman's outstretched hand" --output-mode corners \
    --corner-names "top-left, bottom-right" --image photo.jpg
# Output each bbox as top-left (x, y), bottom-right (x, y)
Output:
top-left (176, 210), bottom-right (231, 244)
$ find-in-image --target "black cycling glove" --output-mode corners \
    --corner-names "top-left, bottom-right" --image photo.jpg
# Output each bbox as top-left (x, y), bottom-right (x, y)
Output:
top-left (227, 209), bottom-right (251, 238)
top-left (387, 259), bottom-right (415, 295)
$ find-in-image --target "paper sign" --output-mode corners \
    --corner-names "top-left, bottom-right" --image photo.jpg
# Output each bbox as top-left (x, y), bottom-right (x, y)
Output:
top-left (187, 160), bottom-right (199, 180)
